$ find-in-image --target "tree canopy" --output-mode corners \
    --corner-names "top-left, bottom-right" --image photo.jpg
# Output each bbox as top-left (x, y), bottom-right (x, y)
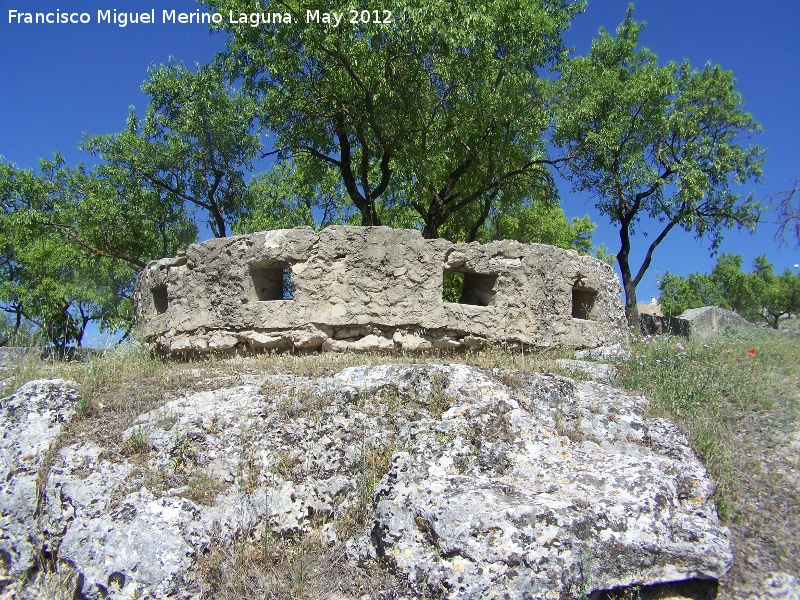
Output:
top-left (84, 60), bottom-right (262, 238)
top-left (659, 253), bottom-right (800, 329)
top-left (7, 2), bottom-right (774, 344)
top-left (206, 0), bottom-right (585, 239)
top-left (0, 156), bottom-right (182, 347)
top-left (554, 8), bottom-right (764, 326)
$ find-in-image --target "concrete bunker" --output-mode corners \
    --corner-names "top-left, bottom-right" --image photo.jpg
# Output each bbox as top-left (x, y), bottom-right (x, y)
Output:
top-left (134, 226), bottom-right (629, 354)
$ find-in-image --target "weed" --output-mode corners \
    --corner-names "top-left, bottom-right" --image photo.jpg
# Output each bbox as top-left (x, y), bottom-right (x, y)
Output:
top-left (237, 424), bottom-right (261, 494)
top-left (614, 327), bottom-right (800, 522)
top-left (272, 449), bottom-right (305, 482)
top-left (170, 439), bottom-right (197, 473)
top-left (2, 560), bottom-right (83, 599)
top-left (577, 547), bottom-right (593, 600)
top-left (497, 369), bottom-right (525, 389)
top-left (183, 472), bottom-right (226, 505)
top-left (337, 439), bottom-right (396, 538)
top-left (428, 372), bottom-right (452, 418)
top-left (155, 408), bottom-right (181, 431)
top-left (124, 426), bottom-right (150, 455)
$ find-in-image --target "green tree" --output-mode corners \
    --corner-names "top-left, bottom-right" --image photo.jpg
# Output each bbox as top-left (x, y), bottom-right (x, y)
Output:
top-left (473, 199), bottom-right (596, 253)
top-left (208, 0), bottom-right (584, 238)
top-left (658, 253), bottom-right (800, 328)
top-left (659, 254), bottom-right (758, 317)
top-left (0, 212), bottom-right (108, 348)
top-left (233, 157), bottom-right (352, 234)
top-left (0, 311), bottom-right (39, 347)
top-left (751, 257), bottom-right (800, 329)
top-left (659, 272), bottom-right (719, 317)
top-left (554, 8), bottom-right (764, 326)
top-left (84, 60), bottom-right (262, 238)
top-left (0, 154), bottom-right (196, 345)
top-left (710, 253), bottom-right (759, 315)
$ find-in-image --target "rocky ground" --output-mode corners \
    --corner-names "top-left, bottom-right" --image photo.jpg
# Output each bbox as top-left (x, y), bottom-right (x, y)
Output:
top-left (0, 334), bottom-right (798, 600)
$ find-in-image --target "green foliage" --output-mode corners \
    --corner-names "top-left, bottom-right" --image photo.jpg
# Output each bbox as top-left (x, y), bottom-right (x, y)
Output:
top-left (554, 7), bottom-right (764, 324)
top-left (751, 257), bottom-right (800, 329)
top-left (441, 270), bottom-right (464, 304)
top-left (616, 327), bottom-right (799, 520)
top-left (0, 148), bottom-right (196, 345)
top-left (659, 272), bottom-right (717, 317)
top-left (0, 312), bottom-right (40, 346)
top-left (659, 253), bottom-right (800, 328)
top-left (0, 60), bottom-right (262, 344)
top-left (84, 60), bottom-right (261, 238)
top-left (208, 0), bottom-right (585, 238)
top-left (1, 158), bottom-right (144, 346)
top-left (659, 253), bottom-right (758, 317)
top-left (472, 198), bottom-right (596, 253)
top-left (233, 157), bottom-right (352, 234)
top-left (710, 253), bottom-right (758, 314)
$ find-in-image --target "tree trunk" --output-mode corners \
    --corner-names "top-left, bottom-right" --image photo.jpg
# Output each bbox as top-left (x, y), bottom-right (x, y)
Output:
top-left (624, 279), bottom-right (640, 330)
top-left (359, 202), bottom-right (382, 227)
top-left (210, 207), bottom-right (227, 238)
top-left (617, 225), bottom-right (640, 329)
top-left (422, 220), bottom-right (439, 239)
top-left (0, 310), bottom-right (23, 346)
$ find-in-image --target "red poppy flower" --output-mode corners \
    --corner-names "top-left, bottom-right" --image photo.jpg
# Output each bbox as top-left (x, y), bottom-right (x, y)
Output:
top-left (748, 348), bottom-right (757, 356)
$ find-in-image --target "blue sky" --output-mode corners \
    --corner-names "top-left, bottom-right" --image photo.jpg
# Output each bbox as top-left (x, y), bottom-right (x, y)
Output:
top-left (2, 0), bottom-right (799, 337)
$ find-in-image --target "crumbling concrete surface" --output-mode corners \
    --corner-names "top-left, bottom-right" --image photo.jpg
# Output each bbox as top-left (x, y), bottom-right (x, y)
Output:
top-left (134, 226), bottom-right (628, 355)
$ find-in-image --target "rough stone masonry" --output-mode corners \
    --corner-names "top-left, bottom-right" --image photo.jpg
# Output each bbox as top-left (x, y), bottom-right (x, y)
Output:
top-left (134, 226), bottom-right (629, 354)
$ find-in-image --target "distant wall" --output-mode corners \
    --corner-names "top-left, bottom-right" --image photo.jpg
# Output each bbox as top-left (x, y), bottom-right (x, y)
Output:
top-left (640, 306), bottom-right (752, 340)
top-left (679, 306), bottom-right (753, 340)
top-left (639, 315), bottom-right (690, 338)
top-left (134, 226), bottom-right (629, 354)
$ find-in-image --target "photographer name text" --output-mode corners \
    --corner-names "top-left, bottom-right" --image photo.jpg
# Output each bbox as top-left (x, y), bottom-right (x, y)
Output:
top-left (7, 8), bottom-right (394, 27)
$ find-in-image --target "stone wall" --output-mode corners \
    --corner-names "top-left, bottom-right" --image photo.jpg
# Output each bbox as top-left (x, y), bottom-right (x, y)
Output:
top-left (134, 226), bottom-right (629, 354)
top-left (640, 306), bottom-right (753, 340)
top-left (679, 306), bottom-right (753, 340)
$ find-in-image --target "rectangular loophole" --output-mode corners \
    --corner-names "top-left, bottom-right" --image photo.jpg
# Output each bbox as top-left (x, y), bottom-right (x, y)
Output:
top-left (572, 287), bottom-right (597, 320)
top-left (151, 286), bottom-right (169, 314)
top-left (251, 266), bottom-right (293, 301)
top-left (443, 269), bottom-right (497, 306)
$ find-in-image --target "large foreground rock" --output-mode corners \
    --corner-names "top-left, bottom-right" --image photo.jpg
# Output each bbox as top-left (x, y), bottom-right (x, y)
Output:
top-left (0, 365), bottom-right (731, 599)
top-left (0, 380), bottom-right (80, 582)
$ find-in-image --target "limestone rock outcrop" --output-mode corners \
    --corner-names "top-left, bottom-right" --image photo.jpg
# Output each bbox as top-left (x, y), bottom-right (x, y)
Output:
top-left (1, 365), bottom-right (732, 599)
top-left (134, 227), bottom-right (628, 355)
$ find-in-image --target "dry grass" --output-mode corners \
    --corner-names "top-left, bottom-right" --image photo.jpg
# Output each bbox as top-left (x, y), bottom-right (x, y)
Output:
top-left (195, 527), bottom-right (408, 599)
top-left (614, 327), bottom-right (800, 597)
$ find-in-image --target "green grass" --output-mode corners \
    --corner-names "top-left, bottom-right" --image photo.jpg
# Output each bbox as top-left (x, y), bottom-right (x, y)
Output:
top-left (614, 326), bottom-right (800, 520)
